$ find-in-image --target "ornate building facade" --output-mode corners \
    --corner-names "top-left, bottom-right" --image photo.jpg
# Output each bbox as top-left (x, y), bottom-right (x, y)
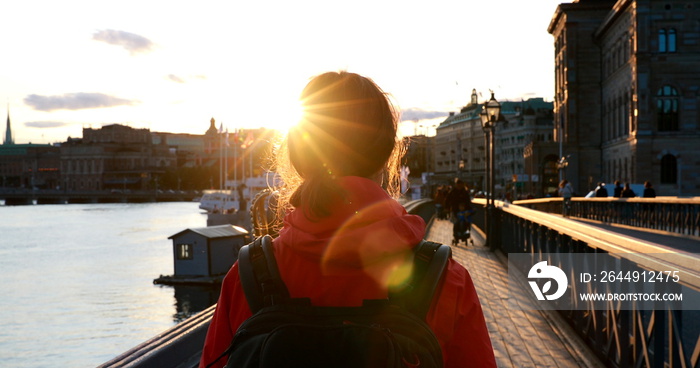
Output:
top-left (549, 0), bottom-right (700, 196)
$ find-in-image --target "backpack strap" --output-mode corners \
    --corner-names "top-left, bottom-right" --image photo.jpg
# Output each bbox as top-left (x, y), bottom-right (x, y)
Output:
top-left (238, 235), bottom-right (290, 313)
top-left (389, 240), bottom-right (452, 319)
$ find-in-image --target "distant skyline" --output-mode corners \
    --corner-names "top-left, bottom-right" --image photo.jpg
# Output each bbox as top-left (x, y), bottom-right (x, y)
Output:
top-left (1, 0), bottom-right (571, 144)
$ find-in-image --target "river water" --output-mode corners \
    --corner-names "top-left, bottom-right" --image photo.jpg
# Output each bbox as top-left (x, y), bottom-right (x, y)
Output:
top-left (0, 202), bottom-right (222, 368)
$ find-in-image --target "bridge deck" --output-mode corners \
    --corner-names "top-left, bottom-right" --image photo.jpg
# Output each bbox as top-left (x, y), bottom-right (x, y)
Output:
top-left (426, 219), bottom-right (604, 368)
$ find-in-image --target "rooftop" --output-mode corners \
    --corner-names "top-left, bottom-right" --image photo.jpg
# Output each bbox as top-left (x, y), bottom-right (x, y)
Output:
top-left (168, 224), bottom-right (248, 240)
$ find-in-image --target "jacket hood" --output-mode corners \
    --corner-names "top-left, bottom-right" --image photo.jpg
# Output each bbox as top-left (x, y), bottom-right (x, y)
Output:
top-left (276, 176), bottom-right (426, 280)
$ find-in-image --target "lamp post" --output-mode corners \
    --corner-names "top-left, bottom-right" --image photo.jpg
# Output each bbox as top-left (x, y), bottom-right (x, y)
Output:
top-left (480, 92), bottom-right (501, 249)
top-left (557, 155), bottom-right (569, 180)
top-left (456, 131), bottom-right (463, 182)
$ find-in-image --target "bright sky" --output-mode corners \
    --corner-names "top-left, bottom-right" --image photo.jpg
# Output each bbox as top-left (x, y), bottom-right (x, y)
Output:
top-left (1, 0), bottom-right (571, 144)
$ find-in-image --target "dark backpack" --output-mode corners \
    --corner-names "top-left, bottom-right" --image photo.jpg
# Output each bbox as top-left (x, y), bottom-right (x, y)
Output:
top-left (211, 235), bottom-right (451, 368)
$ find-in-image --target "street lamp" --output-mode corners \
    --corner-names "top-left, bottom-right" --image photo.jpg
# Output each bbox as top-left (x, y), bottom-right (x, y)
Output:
top-left (556, 155), bottom-right (570, 180)
top-left (480, 92), bottom-right (501, 249)
top-left (480, 108), bottom-right (490, 203)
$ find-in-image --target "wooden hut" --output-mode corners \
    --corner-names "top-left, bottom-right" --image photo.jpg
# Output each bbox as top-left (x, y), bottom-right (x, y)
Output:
top-left (155, 224), bottom-right (248, 285)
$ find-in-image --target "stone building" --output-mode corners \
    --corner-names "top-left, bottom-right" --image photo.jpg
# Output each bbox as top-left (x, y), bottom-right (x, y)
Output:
top-left (500, 100), bottom-right (557, 197)
top-left (433, 89), bottom-right (555, 198)
top-left (60, 124), bottom-right (176, 191)
top-left (432, 91), bottom-right (485, 191)
top-left (549, 0), bottom-right (700, 196)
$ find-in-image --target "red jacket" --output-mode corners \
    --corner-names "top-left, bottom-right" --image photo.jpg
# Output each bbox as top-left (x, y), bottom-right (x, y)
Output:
top-left (200, 177), bottom-right (496, 368)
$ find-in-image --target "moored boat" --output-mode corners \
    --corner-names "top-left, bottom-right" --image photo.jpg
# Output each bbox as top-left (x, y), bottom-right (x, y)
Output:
top-left (198, 190), bottom-right (239, 213)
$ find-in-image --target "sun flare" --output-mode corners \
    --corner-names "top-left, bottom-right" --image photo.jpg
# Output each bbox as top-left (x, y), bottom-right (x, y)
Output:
top-left (268, 98), bottom-right (304, 135)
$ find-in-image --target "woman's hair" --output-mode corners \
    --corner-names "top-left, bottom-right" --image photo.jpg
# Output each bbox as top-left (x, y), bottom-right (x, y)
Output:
top-left (274, 71), bottom-right (404, 219)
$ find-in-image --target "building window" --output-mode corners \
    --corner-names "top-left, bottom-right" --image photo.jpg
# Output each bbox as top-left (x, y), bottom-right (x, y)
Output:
top-left (656, 86), bottom-right (679, 131)
top-left (177, 243), bottom-right (193, 260)
top-left (658, 28), bottom-right (677, 53)
top-left (660, 154), bottom-right (677, 184)
top-left (659, 29), bottom-right (667, 52)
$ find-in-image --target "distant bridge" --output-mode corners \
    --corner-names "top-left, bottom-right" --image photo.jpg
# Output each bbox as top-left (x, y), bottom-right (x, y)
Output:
top-left (0, 189), bottom-right (199, 205)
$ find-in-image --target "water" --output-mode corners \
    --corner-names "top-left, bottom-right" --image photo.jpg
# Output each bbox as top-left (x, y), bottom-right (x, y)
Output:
top-left (0, 202), bottom-right (221, 368)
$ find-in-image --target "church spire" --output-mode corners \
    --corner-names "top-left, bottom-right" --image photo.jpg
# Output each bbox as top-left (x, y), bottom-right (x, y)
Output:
top-left (4, 103), bottom-right (14, 145)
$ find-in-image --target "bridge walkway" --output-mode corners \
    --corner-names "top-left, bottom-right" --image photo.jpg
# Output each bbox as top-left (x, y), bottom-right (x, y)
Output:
top-left (425, 218), bottom-right (605, 368)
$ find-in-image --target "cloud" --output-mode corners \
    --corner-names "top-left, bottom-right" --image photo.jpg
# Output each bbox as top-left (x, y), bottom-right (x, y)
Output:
top-left (166, 74), bottom-right (207, 83)
top-left (167, 74), bottom-right (185, 83)
top-left (24, 93), bottom-right (138, 112)
top-left (24, 121), bottom-right (72, 128)
top-left (400, 108), bottom-right (449, 122)
top-left (92, 29), bottom-right (154, 55)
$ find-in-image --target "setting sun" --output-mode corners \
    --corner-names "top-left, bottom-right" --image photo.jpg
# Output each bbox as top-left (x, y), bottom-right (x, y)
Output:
top-left (267, 98), bottom-right (304, 135)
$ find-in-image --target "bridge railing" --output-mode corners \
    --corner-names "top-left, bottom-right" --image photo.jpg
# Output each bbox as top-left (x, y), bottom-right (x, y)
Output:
top-left (514, 197), bottom-right (700, 237)
top-left (496, 201), bottom-right (700, 368)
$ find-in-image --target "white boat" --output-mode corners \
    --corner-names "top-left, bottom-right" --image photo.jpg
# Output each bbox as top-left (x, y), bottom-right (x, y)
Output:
top-left (198, 190), bottom-right (239, 213)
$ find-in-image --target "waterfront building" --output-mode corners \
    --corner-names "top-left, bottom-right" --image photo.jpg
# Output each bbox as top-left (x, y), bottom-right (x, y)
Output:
top-left (152, 132), bottom-right (206, 168)
top-left (433, 89), bottom-right (555, 198)
top-left (549, 0), bottom-right (700, 196)
top-left (60, 124), bottom-right (176, 191)
top-left (0, 144), bottom-right (60, 189)
top-left (1, 114), bottom-right (278, 192)
top-left (154, 117), bottom-right (280, 193)
top-left (0, 106), bottom-right (61, 189)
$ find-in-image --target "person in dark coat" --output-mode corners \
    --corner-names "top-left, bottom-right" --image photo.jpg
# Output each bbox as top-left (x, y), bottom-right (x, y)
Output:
top-left (445, 179), bottom-right (474, 242)
top-left (613, 180), bottom-right (623, 197)
top-left (643, 181), bottom-right (656, 198)
top-left (621, 183), bottom-right (636, 198)
top-left (445, 179), bottom-right (472, 216)
top-left (434, 185), bottom-right (449, 219)
top-left (595, 183), bottom-right (608, 197)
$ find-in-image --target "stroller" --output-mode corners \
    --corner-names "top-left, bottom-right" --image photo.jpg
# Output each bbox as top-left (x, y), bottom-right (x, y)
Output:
top-left (451, 208), bottom-right (474, 246)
